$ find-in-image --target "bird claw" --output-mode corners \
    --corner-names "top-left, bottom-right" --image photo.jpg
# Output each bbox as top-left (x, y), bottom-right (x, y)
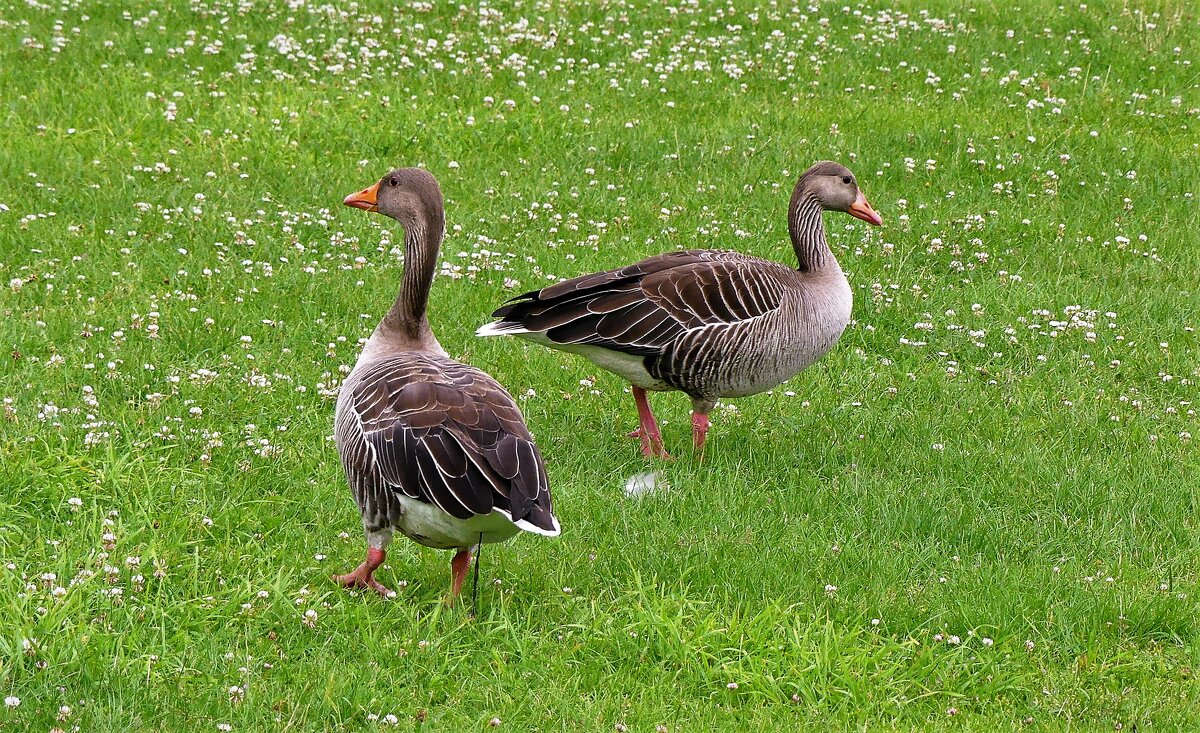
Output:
top-left (333, 571), bottom-right (395, 598)
top-left (629, 426), bottom-right (670, 458)
top-left (640, 442), bottom-right (671, 460)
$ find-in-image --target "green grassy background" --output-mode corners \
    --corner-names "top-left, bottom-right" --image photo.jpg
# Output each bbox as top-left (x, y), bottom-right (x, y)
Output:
top-left (2, 0), bottom-right (1198, 730)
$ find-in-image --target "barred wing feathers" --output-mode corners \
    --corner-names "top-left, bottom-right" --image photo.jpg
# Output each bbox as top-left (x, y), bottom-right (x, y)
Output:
top-left (489, 250), bottom-right (793, 356)
top-left (340, 355), bottom-right (557, 535)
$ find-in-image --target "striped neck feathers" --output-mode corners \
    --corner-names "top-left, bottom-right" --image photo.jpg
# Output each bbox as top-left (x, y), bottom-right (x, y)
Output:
top-left (382, 211), bottom-right (444, 342)
top-left (787, 189), bottom-right (832, 273)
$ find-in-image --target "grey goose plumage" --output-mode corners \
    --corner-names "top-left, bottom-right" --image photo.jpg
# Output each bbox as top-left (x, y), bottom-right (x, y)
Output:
top-left (335, 168), bottom-right (558, 602)
top-left (478, 161), bottom-right (882, 457)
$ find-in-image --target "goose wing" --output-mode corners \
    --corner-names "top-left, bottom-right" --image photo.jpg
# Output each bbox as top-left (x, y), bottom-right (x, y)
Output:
top-left (489, 250), bottom-right (791, 355)
top-left (343, 355), bottom-right (557, 535)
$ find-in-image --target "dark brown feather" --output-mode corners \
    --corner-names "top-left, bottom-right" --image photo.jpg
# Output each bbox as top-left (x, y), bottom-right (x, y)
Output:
top-left (343, 354), bottom-right (555, 531)
top-left (489, 250), bottom-right (795, 359)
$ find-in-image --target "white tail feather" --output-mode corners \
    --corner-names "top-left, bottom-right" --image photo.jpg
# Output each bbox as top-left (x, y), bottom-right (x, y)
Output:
top-left (514, 514), bottom-right (561, 537)
top-left (475, 321), bottom-right (530, 338)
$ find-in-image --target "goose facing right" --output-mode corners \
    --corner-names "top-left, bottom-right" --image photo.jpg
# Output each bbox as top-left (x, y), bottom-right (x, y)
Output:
top-left (478, 161), bottom-right (882, 457)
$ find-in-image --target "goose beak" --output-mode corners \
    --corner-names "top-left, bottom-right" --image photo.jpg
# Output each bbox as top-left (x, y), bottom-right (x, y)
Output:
top-left (847, 191), bottom-right (883, 226)
top-left (343, 181), bottom-right (380, 212)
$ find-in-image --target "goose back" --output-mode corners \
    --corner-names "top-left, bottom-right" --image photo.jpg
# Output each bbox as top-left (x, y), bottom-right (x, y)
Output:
top-left (335, 351), bottom-right (558, 549)
top-left (486, 249), bottom-right (851, 401)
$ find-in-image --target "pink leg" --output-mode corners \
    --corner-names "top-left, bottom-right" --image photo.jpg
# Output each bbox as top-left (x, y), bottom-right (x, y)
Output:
top-left (692, 410), bottom-right (710, 454)
top-left (632, 386), bottom-right (669, 459)
top-left (447, 548), bottom-right (473, 605)
top-left (334, 546), bottom-right (394, 597)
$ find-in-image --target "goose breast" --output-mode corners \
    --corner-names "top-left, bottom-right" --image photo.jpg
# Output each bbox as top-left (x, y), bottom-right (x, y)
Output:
top-left (648, 261), bottom-right (853, 399)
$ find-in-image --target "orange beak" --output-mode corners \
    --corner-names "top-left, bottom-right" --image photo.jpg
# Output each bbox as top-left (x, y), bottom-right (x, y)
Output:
top-left (343, 181), bottom-right (380, 212)
top-left (847, 191), bottom-right (883, 226)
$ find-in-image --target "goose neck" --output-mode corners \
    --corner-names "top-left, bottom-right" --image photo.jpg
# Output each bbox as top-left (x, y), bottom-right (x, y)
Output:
top-left (381, 213), bottom-right (443, 343)
top-left (788, 190), bottom-right (833, 273)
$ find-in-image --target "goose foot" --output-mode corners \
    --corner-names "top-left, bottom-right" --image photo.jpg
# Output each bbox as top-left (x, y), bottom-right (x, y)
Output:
top-left (334, 547), bottom-right (395, 597)
top-left (629, 428), bottom-right (671, 458)
top-left (640, 439), bottom-right (671, 459)
top-left (692, 411), bottom-right (710, 456)
top-left (446, 548), bottom-right (474, 606)
top-left (643, 441), bottom-right (672, 458)
top-left (632, 386), bottom-right (670, 459)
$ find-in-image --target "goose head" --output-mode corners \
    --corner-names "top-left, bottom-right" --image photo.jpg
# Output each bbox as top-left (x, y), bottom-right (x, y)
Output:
top-left (798, 161), bottom-right (883, 226)
top-left (343, 167), bottom-right (444, 227)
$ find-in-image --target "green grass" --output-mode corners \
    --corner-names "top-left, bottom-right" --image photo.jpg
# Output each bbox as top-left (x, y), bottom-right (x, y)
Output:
top-left (2, 0), bottom-right (1199, 729)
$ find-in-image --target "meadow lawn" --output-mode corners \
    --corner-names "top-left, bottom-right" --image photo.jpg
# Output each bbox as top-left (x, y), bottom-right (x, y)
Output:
top-left (2, 0), bottom-right (1199, 730)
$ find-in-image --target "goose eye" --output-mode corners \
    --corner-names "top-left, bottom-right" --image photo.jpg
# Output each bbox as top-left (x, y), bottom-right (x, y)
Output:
top-left (388, 176), bottom-right (399, 187)
top-left (842, 176), bottom-right (852, 185)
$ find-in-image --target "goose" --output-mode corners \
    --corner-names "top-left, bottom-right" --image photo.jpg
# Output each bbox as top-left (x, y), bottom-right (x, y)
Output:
top-left (335, 168), bottom-right (559, 602)
top-left (477, 161), bottom-right (882, 458)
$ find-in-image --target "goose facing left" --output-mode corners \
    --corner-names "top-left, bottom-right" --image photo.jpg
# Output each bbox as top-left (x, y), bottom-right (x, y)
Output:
top-left (334, 168), bottom-right (559, 603)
